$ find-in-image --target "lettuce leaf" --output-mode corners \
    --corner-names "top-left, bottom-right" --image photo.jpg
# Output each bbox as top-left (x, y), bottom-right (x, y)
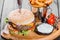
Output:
top-left (18, 30), bottom-right (30, 36)
top-left (5, 18), bottom-right (8, 23)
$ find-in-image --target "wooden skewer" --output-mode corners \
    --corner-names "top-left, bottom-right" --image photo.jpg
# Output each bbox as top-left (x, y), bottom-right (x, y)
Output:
top-left (17, 0), bottom-right (22, 13)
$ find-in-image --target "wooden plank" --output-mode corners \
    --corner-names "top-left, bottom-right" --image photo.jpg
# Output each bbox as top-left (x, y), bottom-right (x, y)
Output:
top-left (0, 0), bottom-right (3, 14)
top-left (0, 0), bottom-right (4, 21)
top-left (58, 0), bottom-right (60, 18)
top-left (49, 0), bottom-right (58, 16)
top-left (0, 0), bottom-right (4, 40)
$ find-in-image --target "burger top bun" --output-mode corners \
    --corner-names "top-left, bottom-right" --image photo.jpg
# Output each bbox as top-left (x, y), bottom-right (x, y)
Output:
top-left (8, 9), bottom-right (34, 25)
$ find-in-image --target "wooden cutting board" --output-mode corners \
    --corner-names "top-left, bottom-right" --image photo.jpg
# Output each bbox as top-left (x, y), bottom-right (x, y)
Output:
top-left (2, 28), bottom-right (60, 40)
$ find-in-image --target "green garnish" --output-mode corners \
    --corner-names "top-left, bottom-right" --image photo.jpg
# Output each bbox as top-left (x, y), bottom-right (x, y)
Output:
top-left (5, 18), bottom-right (8, 23)
top-left (22, 30), bottom-right (29, 36)
top-left (18, 31), bottom-right (23, 35)
top-left (9, 30), bottom-right (30, 36)
top-left (18, 30), bottom-right (30, 36)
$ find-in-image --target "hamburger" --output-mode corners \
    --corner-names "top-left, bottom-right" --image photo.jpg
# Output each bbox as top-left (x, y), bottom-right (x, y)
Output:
top-left (2, 9), bottom-right (35, 37)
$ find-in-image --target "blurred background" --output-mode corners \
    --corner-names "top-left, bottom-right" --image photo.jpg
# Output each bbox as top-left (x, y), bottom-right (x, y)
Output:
top-left (0, 0), bottom-right (60, 40)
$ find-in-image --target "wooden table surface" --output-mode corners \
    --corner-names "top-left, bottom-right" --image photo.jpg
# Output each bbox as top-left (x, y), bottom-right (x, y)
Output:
top-left (0, 0), bottom-right (60, 40)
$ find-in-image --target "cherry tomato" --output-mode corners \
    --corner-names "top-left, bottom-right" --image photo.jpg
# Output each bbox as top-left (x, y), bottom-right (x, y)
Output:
top-left (47, 13), bottom-right (56, 25)
top-left (47, 18), bottom-right (55, 25)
